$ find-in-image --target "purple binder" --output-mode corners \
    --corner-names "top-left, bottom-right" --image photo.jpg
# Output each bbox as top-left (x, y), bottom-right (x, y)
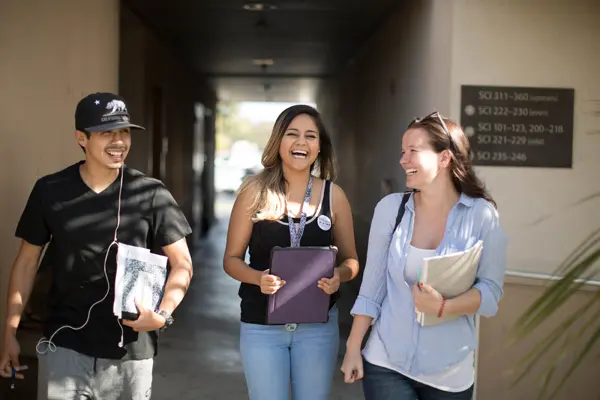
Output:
top-left (267, 246), bottom-right (337, 325)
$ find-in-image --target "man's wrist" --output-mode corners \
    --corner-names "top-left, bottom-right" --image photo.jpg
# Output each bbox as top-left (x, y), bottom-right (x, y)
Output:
top-left (3, 323), bottom-right (17, 339)
top-left (156, 310), bottom-right (174, 332)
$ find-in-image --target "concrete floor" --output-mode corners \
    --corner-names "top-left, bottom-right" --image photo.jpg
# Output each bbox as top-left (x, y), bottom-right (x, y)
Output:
top-left (151, 194), bottom-right (365, 400)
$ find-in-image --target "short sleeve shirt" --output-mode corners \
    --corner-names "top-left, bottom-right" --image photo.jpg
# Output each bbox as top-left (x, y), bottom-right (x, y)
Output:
top-left (15, 161), bottom-right (192, 360)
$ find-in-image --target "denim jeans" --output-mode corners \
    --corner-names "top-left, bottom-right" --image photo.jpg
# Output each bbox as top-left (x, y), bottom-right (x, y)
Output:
top-left (239, 306), bottom-right (339, 400)
top-left (363, 360), bottom-right (474, 400)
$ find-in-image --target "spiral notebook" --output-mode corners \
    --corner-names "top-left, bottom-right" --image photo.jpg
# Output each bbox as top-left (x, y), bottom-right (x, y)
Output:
top-left (113, 243), bottom-right (168, 321)
top-left (267, 246), bottom-right (337, 325)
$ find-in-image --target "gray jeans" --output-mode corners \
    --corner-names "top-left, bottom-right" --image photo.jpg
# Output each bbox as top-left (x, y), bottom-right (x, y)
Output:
top-left (37, 346), bottom-right (153, 400)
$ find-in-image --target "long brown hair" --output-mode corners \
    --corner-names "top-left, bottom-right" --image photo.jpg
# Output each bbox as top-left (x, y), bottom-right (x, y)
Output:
top-left (409, 114), bottom-right (497, 208)
top-left (238, 104), bottom-right (337, 221)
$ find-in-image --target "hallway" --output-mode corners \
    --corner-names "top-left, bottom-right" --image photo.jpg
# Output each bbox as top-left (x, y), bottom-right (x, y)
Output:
top-left (151, 194), bottom-right (364, 399)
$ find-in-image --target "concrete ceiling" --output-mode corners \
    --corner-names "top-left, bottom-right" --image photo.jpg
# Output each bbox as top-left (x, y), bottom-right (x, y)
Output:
top-left (123, 0), bottom-right (401, 102)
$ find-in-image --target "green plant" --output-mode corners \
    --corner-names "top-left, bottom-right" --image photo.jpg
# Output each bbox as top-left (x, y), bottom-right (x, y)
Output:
top-left (510, 213), bottom-right (600, 399)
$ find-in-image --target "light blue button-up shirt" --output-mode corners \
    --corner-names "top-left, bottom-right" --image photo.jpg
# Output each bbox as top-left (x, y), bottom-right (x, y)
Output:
top-left (350, 192), bottom-right (508, 376)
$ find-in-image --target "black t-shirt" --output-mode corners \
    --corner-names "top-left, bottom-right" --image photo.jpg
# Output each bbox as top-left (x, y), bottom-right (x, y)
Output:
top-left (15, 161), bottom-right (192, 360)
top-left (239, 180), bottom-right (338, 324)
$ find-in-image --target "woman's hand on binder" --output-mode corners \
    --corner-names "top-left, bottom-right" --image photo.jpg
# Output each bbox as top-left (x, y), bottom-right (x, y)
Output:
top-left (260, 270), bottom-right (286, 294)
top-left (318, 268), bottom-right (340, 294)
top-left (412, 282), bottom-right (444, 314)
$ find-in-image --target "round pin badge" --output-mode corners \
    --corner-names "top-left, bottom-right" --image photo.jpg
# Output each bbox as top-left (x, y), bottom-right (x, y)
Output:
top-left (317, 215), bottom-right (332, 231)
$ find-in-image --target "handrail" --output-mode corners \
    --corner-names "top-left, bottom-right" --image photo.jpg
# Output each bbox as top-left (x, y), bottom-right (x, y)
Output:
top-left (505, 270), bottom-right (600, 287)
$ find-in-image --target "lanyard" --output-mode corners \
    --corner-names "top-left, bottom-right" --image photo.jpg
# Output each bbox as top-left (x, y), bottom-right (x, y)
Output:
top-left (287, 175), bottom-right (313, 247)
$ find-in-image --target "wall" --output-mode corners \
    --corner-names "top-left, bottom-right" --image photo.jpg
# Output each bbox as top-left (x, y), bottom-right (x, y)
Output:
top-left (316, 0), bottom-right (454, 337)
top-left (318, 0), bottom-right (600, 398)
top-left (119, 5), bottom-right (218, 239)
top-left (449, 1), bottom-right (600, 398)
top-left (477, 279), bottom-right (600, 399)
top-left (450, 0), bottom-right (600, 277)
top-left (318, 0), bottom-right (453, 224)
top-left (0, 0), bottom-right (120, 345)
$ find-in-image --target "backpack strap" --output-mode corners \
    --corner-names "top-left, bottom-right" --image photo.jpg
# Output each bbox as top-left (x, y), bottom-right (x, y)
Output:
top-left (394, 192), bottom-right (412, 231)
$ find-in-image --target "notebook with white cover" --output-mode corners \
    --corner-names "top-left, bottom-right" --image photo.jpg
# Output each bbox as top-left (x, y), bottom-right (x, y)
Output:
top-left (417, 240), bottom-right (484, 327)
top-left (114, 243), bottom-right (168, 321)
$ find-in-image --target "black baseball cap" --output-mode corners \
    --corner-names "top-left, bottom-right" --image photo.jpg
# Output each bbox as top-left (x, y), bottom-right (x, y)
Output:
top-left (75, 92), bottom-right (145, 133)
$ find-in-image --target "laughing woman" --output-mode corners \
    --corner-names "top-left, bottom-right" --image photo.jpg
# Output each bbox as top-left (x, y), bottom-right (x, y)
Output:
top-left (341, 112), bottom-right (508, 400)
top-left (224, 105), bottom-right (359, 400)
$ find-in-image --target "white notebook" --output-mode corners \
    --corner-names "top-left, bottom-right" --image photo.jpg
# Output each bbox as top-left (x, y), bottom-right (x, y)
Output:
top-left (113, 243), bottom-right (168, 320)
top-left (417, 240), bottom-right (484, 327)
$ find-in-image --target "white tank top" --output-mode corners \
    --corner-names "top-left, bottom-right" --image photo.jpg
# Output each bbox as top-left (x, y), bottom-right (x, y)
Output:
top-left (363, 245), bottom-right (474, 392)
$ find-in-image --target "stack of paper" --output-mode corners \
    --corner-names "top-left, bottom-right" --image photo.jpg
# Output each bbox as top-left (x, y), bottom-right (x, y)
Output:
top-left (113, 243), bottom-right (168, 320)
top-left (417, 240), bottom-right (484, 327)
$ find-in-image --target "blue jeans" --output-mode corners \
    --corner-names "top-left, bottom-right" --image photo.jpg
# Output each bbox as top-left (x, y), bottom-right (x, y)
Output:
top-left (239, 306), bottom-right (339, 400)
top-left (363, 360), bottom-right (474, 400)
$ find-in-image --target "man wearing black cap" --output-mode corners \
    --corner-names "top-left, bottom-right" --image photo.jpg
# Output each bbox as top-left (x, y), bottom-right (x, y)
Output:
top-left (0, 92), bottom-right (193, 399)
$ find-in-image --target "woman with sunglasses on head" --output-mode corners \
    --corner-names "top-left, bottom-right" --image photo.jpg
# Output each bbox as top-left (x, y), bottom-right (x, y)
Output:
top-left (224, 104), bottom-right (359, 400)
top-left (340, 112), bottom-right (508, 400)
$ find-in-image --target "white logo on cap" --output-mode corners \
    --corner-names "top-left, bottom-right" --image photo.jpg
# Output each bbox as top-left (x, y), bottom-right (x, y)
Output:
top-left (105, 100), bottom-right (127, 115)
top-left (317, 215), bottom-right (332, 231)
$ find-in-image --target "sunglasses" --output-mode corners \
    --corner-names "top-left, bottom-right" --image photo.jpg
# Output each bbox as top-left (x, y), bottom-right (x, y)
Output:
top-left (408, 111), bottom-right (453, 144)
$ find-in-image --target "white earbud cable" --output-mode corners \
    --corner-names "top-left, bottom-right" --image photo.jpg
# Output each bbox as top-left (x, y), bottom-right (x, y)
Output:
top-left (37, 167), bottom-right (125, 354)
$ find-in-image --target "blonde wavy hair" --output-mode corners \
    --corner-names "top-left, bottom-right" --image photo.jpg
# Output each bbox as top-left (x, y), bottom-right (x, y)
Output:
top-left (238, 105), bottom-right (337, 222)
